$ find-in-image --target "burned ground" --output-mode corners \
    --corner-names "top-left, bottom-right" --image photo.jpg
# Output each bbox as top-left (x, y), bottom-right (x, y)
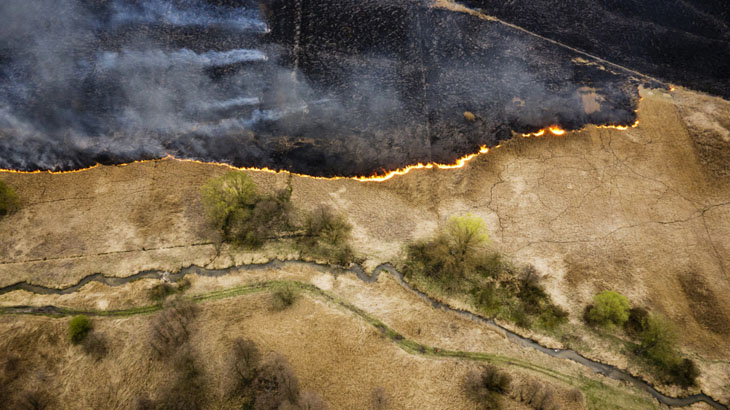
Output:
top-left (0, 0), bottom-right (644, 176)
top-left (460, 0), bottom-right (730, 99)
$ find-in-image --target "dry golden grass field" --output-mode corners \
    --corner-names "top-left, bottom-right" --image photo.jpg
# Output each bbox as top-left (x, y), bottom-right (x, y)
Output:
top-left (1, 85), bottom-right (729, 408)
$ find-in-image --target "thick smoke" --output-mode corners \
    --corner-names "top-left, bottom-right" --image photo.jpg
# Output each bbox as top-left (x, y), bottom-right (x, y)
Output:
top-left (0, 0), bottom-right (640, 176)
top-left (108, 0), bottom-right (268, 31)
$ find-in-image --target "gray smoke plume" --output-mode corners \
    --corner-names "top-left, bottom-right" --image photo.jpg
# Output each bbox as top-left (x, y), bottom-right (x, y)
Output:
top-left (109, 0), bottom-right (269, 31)
top-left (0, 0), bottom-right (640, 176)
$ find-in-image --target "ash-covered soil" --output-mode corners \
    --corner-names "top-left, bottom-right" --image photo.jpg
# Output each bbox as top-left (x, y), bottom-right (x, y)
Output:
top-left (0, 0), bottom-right (646, 176)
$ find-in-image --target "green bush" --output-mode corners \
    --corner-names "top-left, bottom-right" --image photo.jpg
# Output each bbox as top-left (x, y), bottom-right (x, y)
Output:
top-left (473, 284), bottom-right (501, 315)
top-left (638, 314), bottom-right (676, 366)
top-left (297, 206), bottom-right (354, 265)
top-left (637, 314), bottom-right (699, 387)
top-left (538, 304), bottom-right (569, 331)
top-left (586, 291), bottom-right (630, 326)
top-left (510, 305), bottom-right (532, 329)
top-left (0, 180), bottom-right (20, 217)
top-left (403, 214), bottom-right (491, 286)
top-left (474, 252), bottom-right (507, 278)
top-left (404, 235), bottom-right (461, 284)
top-left (517, 266), bottom-right (549, 314)
top-left (201, 171), bottom-right (292, 247)
top-left (68, 315), bottom-right (92, 344)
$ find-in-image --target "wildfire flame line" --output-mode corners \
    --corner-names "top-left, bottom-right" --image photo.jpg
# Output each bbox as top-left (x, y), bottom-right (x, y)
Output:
top-left (0, 121), bottom-right (639, 182)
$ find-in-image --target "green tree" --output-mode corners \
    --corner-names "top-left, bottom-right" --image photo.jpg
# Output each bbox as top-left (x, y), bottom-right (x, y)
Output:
top-left (201, 171), bottom-right (292, 247)
top-left (639, 314), bottom-right (678, 367)
top-left (586, 290), bottom-right (630, 326)
top-left (0, 180), bottom-right (20, 217)
top-left (297, 206), bottom-right (354, 265)
top-left (201, 171), bottom-right (258, 233)
top-left (68, 315), bottom-right (92, 344)
top-left (446, 214), bottom-right (489, 262)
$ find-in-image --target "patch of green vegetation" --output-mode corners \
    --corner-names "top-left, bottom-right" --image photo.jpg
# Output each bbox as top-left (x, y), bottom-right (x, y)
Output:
top-left (68, 314), bottom-right (92, 344)
top-left (200, 173), bottom-right (357, 265)
top-left (636, 314), bottom-right (699, 387)
top-left (201, 171), bottom-right (292, 248)
top-left (0, 180), bottom-right (20, 217)
top-left (583, 292), bottom-right (700, 387)
top-left (403, 214), bottom-right (568, 331)
top-left (585, 290), bottom-right (630, 327)
top-left (580, 377), bottom-right (660, 410)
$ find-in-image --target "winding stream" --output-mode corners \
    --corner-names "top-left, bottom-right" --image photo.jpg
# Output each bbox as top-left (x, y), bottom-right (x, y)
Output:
top-left (0, 259), bottom-right (725, 409)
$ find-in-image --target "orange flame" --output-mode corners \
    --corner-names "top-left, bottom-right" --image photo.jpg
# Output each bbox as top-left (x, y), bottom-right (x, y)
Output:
top-left (0, 147), bottom-right (495, 183)
top-left (521, 129), bottom-right (545, 138)
top-left (0, 120), bottom-right (639, 182)
top-left (548, 126), bottom-right (566, 136)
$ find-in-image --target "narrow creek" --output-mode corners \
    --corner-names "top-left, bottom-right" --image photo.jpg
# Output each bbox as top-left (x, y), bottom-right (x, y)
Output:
top-left (0, 259), bottom-right (725, 409)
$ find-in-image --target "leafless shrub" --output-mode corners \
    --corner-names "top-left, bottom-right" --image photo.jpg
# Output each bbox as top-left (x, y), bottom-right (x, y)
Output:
top-left (567, 387), bottom-right (584, 406)
top-left (154, 347), bottom-right (208, 410)
top-left (253, 353), bottom-right (300, 410)
top-left (463, 365), bottom-right (512, 409)
top-left (371, 386), bottom-right (389, 410)
top-left (148, 298), bottom-right (199, 358)
top-left (518, 379), bottom-right (559, 410)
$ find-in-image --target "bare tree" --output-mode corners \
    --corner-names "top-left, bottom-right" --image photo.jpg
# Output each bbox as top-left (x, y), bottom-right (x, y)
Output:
top-left (518, 379), bottom-right (559, 410)
top-left (224, 337), bottom-right (261, 396)
top-left (154, 347), bottom-right (207, 410)
top-left (463, 365), bottom-right (511, 410)
top-left (148, 298), bottom-right (199, 358)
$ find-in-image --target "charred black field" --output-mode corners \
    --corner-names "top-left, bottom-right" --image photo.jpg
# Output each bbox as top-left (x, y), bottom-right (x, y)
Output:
top-left (461, 0), bottom-right (730, 100)
top-left (0, 0), bottom-right (658, 176)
